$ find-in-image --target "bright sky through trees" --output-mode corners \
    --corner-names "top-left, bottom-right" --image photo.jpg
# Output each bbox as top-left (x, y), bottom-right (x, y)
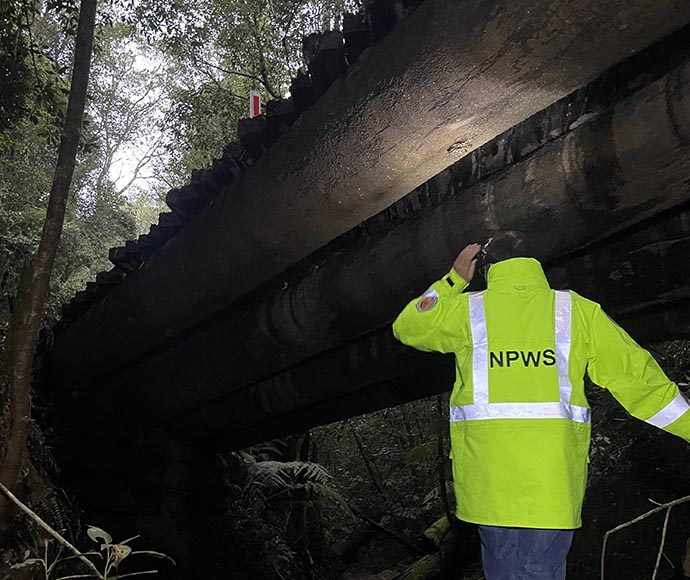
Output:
top-left (0, 0), bottom-right (359, 314)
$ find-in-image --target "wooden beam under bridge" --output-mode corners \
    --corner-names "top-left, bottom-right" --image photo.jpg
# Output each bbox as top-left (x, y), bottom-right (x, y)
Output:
top-left (178, 208), bottom-right (690, 449)
top-left (61, 49), bottom-right (690, 438)
top-left (49, 0), bottom-right (690, 394)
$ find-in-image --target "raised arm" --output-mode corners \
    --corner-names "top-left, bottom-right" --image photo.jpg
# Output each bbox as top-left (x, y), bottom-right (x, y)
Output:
top-left (392, 244), bottom-right (479, 354)
top-left (587, 304), bottom-right (690, 442)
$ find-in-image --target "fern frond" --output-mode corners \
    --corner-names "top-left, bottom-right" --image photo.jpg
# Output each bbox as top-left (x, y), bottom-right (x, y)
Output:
top-left (252, 460), bottom-right (332, 493)
top-left (423, 481), bottom-right (455, 509)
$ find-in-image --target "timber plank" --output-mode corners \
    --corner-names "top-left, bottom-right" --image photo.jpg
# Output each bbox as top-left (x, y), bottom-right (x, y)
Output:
top-left (74, 57), bottom-right (690, 434)
top-left (51, 7), bottom-right (690, 430)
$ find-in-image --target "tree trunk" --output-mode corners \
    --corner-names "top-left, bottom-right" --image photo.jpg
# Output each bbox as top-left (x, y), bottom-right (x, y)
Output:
top-left (0, 0), bottom-right (97, 522)
top-left (350, 424), bottom-right (389, 505)
top-left (436, 396), bottom-right (458, 542)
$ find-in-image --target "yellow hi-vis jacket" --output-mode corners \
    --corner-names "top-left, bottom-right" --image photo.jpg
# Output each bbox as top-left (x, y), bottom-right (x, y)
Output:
top-left (392, 258), bottom-right (690, 529)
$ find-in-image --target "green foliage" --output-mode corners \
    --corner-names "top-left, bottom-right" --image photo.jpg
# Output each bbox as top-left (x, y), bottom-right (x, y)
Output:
top-left (0, 115), bottom-right (59, 315)
top-left (405, 441), bottom-right (438, 465)
top-left (146, 0), bottom-right (359, 186)
top-left (85, 525), bottom-right (175, 575)
top-left (220, 450), bottom-right (350, 580)
top-left (86, 525), bottom-right (113, 544)
top-left (0, 110), bottom-right (138, 319)
top-left (2, 0), bottom-right (370, 322)
top-left (0, 2), bottom-right (33, 135)
top-left (0, 1), bottom-right (75, 144)
top-left (10, 523), bottom-right (174, 579)
top-left (315, 395), bottom-right (452, 529)
top-left (396, 553), bottom-right (441, 580)
top-left (652, 340), bottom-right (690, 388)
top-left (422, 481), bottom-right (454, 511)
top-left (162, 77), bottom-right (246, 184)
top-left (0, 13), bottom-right (162, 323)
top-left (252, 459), bottom-right (332, 490)
top-left (3, 0), bottom-right (367, 322)
top-left (422, 516), bottom-right (449, 547)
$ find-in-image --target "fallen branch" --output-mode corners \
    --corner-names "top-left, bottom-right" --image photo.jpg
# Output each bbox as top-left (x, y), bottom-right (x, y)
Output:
top-left (600, 494), bottom-right (690, 580)
top-left (652, 507), bottom-right (672, 580)
top-left (0, 481), bottom-right (104, 579)
top-left (436, 394), bottom-right (459, 545)
top-left (351, 506), bottom-right (426, 557)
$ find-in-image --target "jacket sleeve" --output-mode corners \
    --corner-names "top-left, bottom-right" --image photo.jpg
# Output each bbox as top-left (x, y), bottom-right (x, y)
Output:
top-left (392, 267), bottom-right (469, 354)
top-left (587, 304), bottom-right (690, 443)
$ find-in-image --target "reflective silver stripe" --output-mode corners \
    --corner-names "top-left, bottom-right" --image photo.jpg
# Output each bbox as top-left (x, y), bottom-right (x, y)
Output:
top-left (450, 402), bottom-right (591, 423)
top-left (422, 288), bottom-right (439, 298)
top-left (555, 291), bottom-right (573, 405)
top-left (646, 393), bottom-right (690, 429)
top-left (456, 289), bottom-right (589, 423)
top-left (468, 292), bottom-right (488, 404)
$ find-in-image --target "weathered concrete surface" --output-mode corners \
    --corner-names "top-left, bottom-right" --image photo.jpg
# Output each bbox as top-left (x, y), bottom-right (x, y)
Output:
top-left (49, 0), bottom-right (690, 392)
top-left (68, 55), bottom-right (690, 433)
top-left (167, 207), bottom-right (690, 449)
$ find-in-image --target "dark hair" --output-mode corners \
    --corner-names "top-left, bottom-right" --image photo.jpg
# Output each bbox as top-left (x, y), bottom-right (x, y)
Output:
top-left (482, 230), bottom-right (533, 266)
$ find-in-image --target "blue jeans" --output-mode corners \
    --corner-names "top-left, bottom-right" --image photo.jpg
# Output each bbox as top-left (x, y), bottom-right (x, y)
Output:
top-left (478, 525), bottom-right (574, 580)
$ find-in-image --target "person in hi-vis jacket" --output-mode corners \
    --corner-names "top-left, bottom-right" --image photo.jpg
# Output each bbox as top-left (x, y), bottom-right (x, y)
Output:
top-left (392, 231), bottom-right (690, 580)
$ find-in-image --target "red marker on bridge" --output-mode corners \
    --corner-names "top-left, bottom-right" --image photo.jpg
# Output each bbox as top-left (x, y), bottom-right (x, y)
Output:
top-left (249, 89), bottom-right (261, 118)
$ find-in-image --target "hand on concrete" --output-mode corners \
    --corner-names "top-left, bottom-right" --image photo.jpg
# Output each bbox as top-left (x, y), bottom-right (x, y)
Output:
top-left (453, 244), bottom-right (481, 282)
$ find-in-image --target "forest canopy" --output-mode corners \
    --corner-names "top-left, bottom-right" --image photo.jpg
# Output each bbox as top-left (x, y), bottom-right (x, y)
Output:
top-left (0, 0), bottom-right (358, 319)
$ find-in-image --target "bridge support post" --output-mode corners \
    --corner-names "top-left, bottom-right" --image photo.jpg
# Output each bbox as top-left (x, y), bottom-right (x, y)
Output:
top-left (55, 428), bottom-right (227, 579)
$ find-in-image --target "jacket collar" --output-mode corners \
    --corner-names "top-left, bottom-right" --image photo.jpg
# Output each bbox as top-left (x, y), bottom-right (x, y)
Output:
top-left (486, 257), bottom-right (550, 289)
